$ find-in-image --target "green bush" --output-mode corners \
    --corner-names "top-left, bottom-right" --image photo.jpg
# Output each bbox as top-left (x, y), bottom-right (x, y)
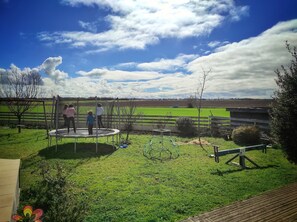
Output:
top-left (21, 162), bottom-right (88, 222)
top-left (231, 125), bottom-right (261, 146)
top-left (271, 42), bottom-right (297, 164)
top-left (176, 116), bottom-right (196, 136)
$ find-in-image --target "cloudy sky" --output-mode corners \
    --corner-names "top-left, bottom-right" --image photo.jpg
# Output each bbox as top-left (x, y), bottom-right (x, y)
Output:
top-left (0, 0), bottom-right (297, 98)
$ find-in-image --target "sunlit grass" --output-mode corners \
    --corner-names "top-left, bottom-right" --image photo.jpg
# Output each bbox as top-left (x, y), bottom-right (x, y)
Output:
top-left (0, 128), bottom-right (296, 221)
top-left (0, 104), bottom-right (229, 118)
top-left (136, 107), bottom-right (229, 117)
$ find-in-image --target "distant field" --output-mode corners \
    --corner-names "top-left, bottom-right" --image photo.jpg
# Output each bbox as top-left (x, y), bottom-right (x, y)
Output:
top-left (136, 107), bottom-right (229, 117)
top-left (0, 105), bottom-right (229, 117)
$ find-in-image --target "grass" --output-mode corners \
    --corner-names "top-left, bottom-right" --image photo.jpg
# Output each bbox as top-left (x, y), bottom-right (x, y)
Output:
top-left (1, 128), bottom-right (297, 221)
top-left (136, 107), bottom-right (229, 117)
top-left (0, 104), bottom-right (229, 118)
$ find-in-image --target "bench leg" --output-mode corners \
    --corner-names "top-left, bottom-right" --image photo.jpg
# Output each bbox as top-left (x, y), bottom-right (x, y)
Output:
top-left (245, 155), bottom-right (260, 168)
top-left (225, 154), bottom-right (239, 165)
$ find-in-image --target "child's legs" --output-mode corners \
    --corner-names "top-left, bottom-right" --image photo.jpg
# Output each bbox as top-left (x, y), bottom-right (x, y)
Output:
top-left (72, 117), bottom-right (76, 132)
top-left (98, 115), bottom-right (103, 128)
top-left (67, 118), bottom-right (70, 132)
top-left (69, 117), bottom-right (76, 132)
top-left (63, 115), bottom-right (67, 127)
top-left (88, 124), bottom-right (93, 134)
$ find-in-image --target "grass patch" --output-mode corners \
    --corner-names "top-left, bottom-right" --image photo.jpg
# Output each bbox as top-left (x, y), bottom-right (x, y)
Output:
top-left (136, 107), bottom-right (229, 117)
top-left (1, 128), bottom-right (296, 221)
top-left (0, 104), bottom-right (229, 117)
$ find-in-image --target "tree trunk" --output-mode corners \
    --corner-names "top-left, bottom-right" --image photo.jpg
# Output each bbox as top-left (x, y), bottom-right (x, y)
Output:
top-left (17, 115), bottom-right (22, 133)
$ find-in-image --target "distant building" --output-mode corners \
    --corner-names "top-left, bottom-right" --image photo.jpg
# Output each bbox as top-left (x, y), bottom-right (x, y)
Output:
top-left (226, 107), bottom-right (271, 131)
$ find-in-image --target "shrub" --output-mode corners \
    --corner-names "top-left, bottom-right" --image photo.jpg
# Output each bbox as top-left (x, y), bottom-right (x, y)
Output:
top-left (271, 42), bottom-right (297, 164)
top-left (21, 162), bottom-right (88, 221)
top-left (176, 117), bottom-right (196, 136)
top-left (231, 125), bottom-right (261, 146)
top-left (187, 102), bottom-right (194, 108)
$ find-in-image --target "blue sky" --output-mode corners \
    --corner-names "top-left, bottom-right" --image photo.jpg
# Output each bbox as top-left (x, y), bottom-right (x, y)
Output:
top-left (0, 0), bottom-right (297, 98)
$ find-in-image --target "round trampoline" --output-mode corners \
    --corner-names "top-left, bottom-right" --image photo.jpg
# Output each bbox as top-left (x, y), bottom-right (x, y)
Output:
top-left (48, 128), bottom-right (120, 153)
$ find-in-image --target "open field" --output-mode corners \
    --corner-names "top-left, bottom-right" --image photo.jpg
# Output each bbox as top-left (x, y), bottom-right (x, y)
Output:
top-left (0, 128), bottom-right (296, 221)
top-left (0, 106), bottom-right (229, 117)
top-left (0, 98), bottom-right (272, 110)
top-left (121, 99), bottom-right (273, 108)
top-left (136, 107), bottom-right (229, 117)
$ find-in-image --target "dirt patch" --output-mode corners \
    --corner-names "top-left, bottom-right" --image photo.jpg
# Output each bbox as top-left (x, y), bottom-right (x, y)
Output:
top-left (178, 139), bottom-right (210, 146)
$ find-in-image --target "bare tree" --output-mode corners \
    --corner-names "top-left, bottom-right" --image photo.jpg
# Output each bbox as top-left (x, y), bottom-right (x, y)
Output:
top-left (1, 66), bottom-right (43, 132)
top-left (105, 100), bottom-right (116, 129)
top-left (195, 67), bottom-right (211, 145)
top-left (119, 100), bottom-right (142, 144)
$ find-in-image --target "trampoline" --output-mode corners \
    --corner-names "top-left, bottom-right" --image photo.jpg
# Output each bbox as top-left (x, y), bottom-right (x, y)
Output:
top-left (48, 128), bottom-right (120, 153)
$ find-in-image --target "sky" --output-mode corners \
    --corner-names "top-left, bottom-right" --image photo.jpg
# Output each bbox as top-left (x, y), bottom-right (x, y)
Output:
top-left (0, 0), bottom-right (297, 99)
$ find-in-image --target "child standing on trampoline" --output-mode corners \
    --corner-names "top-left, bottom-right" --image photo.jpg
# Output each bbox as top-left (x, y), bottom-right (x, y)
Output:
top-left (96, 103), bottom-right (104, 129)
top-left (66, 104), bottom-right (76, 133)
top-left (62, 104), bottom-right (68, 127)
top-left (86, 111), bottom-right (95, 135)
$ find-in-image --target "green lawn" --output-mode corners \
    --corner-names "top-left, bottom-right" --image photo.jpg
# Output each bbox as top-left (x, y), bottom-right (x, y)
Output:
top-left (0, 104), bottom-right (229, 118)
top-left (136, 107), bottom-right (229, 117)
top-left (0, 128), bottom-right (296, 221)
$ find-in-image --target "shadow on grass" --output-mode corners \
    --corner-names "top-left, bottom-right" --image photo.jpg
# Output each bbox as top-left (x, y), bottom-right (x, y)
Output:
top-left (211, 164), bottom-right (279, 176)
top-left (20, 143), bottom-right (117, 173)
top-left (39, 143), bottom-right (117, 160)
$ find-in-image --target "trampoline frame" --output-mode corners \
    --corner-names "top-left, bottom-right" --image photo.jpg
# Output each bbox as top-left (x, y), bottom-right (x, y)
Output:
top-left (48, 128), bottom-right (120, 153)
top-left (49, 95), bottom-right (122, 153)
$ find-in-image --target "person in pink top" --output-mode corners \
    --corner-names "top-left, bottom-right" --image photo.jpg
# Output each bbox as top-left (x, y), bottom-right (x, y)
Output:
top-left (66, 104), bottom-right (76, 133)
top-left (62, 104), bottom-right (68, 127)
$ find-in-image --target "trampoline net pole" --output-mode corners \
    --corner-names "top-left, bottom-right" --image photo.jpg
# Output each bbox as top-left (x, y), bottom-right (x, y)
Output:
top-left (55, 96), bottom-right (59, 152)
top-left (95, 96), bottom-right (98, 153)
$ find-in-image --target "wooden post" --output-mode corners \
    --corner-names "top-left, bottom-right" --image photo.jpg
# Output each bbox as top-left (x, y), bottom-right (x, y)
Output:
top-left (239, 148), bottom-right (246, 168)
top-left (42, 100), bottom-right (49, 136)
top-left (214, 145), bottom-right (219, 163)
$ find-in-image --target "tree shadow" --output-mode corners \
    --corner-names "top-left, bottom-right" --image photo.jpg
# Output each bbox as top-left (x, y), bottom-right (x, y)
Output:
top-left (39, 142), bottom-right (117, 160)
top-left (211, 164), bottom-right (280, 176)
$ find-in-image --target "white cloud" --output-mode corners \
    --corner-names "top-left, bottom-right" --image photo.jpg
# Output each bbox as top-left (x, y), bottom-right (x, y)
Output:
top-left (42, 76), bottom-right (143, 98)
top-left (188, 19), bottom-right (297, 98)
top-left (37, 19), bottom-right (297, 98)
top-left (78, 20), bottom-right (97, 33)
top-left (39, 0), bottom-right (248, 51)
top-left (4, 20), bottom-right (297, 99)
top-left (0, 68), bottom-right (6, 75)
top-left (208, 41), bottom-right (221, 48)
top-left (136, 54), bottom-right (198, 71)
top-left (0, 64), bottom-right (43, 87)
top-left (39, 56), bottom-right (68, 81)
top-left (208, 40), bottom-right (230, 49)
top-left (77, 68), bottom-right (163, 81)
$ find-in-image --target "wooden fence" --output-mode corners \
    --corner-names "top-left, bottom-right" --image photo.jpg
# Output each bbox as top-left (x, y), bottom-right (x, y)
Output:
top-left (0, 111), bottom-right (270, 134)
